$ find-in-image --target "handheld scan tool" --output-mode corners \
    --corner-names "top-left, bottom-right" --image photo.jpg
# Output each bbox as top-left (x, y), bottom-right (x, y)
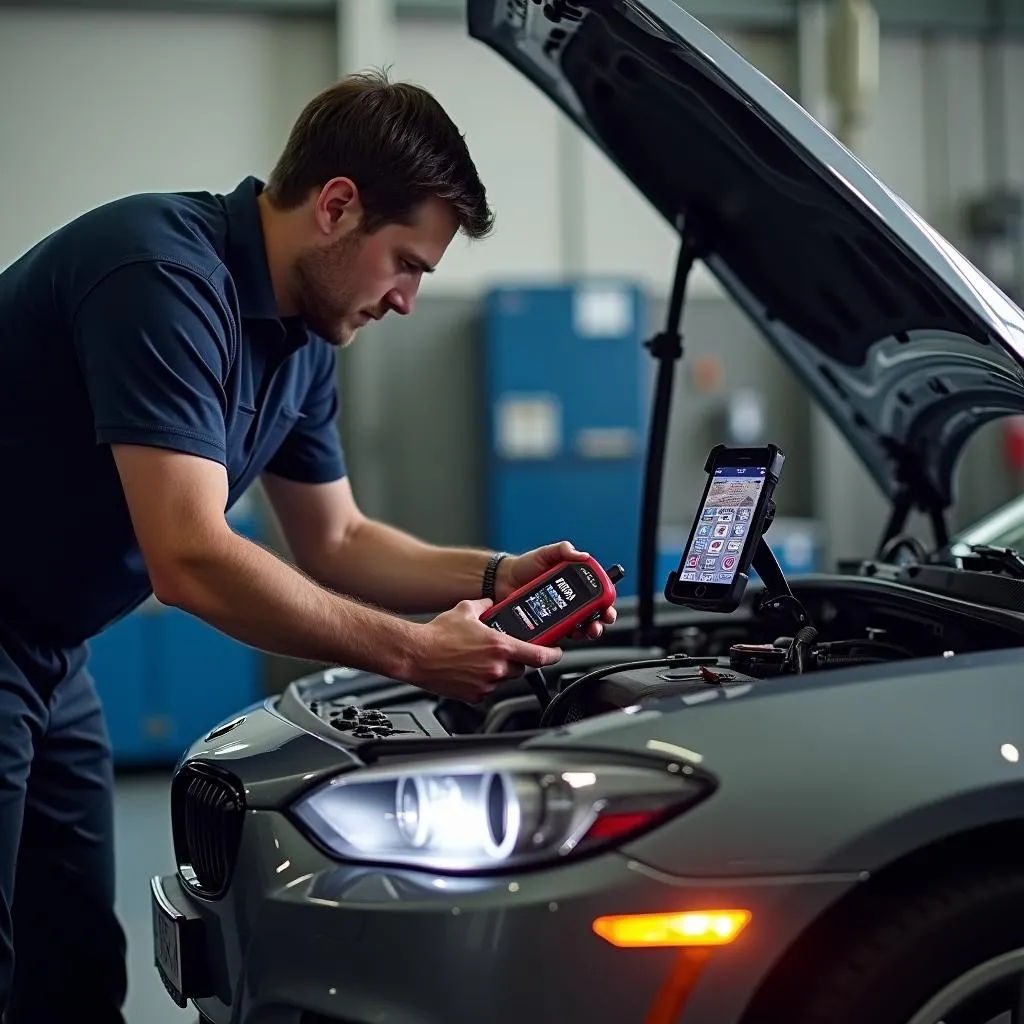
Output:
top-left (665, 444), bottom-right (785, 613)
top-left (481, 556), bottom-right (625, 645)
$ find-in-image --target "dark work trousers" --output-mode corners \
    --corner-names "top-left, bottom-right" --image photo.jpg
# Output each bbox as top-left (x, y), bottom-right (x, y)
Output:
top-left (0, 627), bottom-right (127, 1024)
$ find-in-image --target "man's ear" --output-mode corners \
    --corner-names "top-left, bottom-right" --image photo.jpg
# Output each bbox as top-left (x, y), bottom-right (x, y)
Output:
top-left (313, 177), bottom-right (362, 237)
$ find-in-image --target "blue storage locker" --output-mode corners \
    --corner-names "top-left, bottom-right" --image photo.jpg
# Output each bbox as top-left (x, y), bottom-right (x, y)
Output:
top-left (87, 609), bottom-right (156, 763)
top-left (149, 610), bottom-right (261, 760)
top-left (483, 282), bottom-right (648, 594)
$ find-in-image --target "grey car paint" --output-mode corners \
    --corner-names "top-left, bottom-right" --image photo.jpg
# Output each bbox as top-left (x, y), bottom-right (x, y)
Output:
top-left (541, 648), bottom-right (1024, 877)
top-left (175, 628), bottom-right (1024, 1023)
top-left (170, 806), bottom-right (858, 1024)
top-left (201, 643), bottom-right (1024, 884)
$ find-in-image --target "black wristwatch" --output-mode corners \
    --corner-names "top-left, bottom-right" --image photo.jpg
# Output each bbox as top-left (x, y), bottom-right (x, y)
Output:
top-left (482, 551), bottom-right (511, 601)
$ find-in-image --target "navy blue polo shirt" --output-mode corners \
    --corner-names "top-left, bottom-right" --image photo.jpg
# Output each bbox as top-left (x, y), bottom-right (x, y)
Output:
top-left (0, 176), bottom-right (346, 649)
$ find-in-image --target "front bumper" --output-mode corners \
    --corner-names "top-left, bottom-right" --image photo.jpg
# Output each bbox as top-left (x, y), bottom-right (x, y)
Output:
top-left (155, 810), bottom-right (859, 1024)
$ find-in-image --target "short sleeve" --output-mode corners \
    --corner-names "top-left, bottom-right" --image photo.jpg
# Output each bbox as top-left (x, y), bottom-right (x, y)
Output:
top-left (263, 341), bottom-right (347, 484)
top-left (72, 260), bottom-right (233, 464)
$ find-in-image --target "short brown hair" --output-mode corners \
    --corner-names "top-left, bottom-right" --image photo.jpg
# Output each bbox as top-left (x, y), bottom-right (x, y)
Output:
top-left (266, 68), bottom-right (493, 239)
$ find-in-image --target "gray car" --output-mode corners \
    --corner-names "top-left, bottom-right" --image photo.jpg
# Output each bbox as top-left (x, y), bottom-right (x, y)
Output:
top-left (151, 2), bottom-right (1024, 1023)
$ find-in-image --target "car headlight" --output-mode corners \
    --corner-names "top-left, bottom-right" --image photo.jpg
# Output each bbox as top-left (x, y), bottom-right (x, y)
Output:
top-left (290, 751), bottom-right (712, 873)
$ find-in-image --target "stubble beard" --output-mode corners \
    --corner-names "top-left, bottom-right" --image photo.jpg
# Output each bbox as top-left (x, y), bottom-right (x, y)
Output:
top-left (292, 233), bottom-right (363, 347)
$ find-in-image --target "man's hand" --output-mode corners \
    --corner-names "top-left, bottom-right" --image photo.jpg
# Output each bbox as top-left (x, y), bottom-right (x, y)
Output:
top-left (496, 541), bottom-right (618, 641)
top-left (409, 598), bottom-right (563, 703)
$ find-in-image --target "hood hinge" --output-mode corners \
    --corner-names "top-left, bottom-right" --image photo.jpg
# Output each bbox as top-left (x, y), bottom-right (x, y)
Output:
top-left (877, 444), bottom-right (950, 557)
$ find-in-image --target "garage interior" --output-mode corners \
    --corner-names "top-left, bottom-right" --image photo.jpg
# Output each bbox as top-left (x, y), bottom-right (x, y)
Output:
top-left (5, 0), bottom-right (1024, 1020)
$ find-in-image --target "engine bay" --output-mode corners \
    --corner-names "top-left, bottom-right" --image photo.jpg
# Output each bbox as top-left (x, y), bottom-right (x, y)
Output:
top-left (277, 443), bottom-right (1024, 753)
top-left (278, 569), bottom-right (1024, 753)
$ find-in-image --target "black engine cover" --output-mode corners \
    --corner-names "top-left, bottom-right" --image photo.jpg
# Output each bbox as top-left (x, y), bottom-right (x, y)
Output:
top-left (563, 658), bottom-right (760, 720)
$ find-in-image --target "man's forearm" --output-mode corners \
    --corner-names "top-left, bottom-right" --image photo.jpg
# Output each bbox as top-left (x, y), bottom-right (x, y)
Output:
top-left (154, 528), bottom-right (422, 676)
top-left (312, 517), bottom-right (498, 615)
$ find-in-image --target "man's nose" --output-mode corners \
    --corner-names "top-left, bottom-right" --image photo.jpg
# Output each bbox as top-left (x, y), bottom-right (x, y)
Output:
top-left (385, 284), bottom-right (416, 317)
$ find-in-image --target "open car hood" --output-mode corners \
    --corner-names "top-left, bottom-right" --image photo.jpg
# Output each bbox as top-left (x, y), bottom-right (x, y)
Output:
top-left (468, 0), bottom-right (1024, 515)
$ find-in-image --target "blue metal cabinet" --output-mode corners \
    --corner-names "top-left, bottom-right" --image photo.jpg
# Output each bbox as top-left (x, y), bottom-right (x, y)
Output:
top-left (154, 609), bottom-right (261, 757)
top-left (482, 283), bottom-right (649, 594)
top-left (87, 610), bottom-right (155, 763)
top-left (90, 603), bottom-right (262, 766)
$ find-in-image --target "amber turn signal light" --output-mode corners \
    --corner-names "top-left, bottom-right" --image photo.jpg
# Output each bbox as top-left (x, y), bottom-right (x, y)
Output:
top-left (593, 909), bottom-right (751, 948)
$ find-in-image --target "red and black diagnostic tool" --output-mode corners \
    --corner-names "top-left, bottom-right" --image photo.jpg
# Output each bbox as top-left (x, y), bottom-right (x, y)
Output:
top-left (481, 556), bottom-right (625, 645)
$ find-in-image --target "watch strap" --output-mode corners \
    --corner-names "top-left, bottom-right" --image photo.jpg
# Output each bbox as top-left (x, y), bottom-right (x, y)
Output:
top-left (482, 551), bottom-right (511, 601)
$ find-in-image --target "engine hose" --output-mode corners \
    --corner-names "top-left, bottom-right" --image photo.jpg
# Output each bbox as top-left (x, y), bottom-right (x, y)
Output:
top-left (788, 625), bottom-right (819, 674)
top-left (538, 658), bottom-right (678, 729)
top-left (793, 626), bottom-right (819, 645)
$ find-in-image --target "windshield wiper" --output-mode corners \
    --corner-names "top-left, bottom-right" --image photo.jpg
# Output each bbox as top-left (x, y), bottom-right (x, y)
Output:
top-left (958, 544), bottom-right (1024, 579)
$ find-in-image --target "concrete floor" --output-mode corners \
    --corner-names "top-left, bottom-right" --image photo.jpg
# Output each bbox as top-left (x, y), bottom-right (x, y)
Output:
top-left (114, 771), bottom-right (196, 1024)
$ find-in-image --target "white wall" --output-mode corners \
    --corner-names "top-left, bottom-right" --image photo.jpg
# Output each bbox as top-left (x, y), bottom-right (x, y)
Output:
top-left (0, 9), bottom-right (337, 270)
top-left (392, 17), bottom-right (567, 292)
top-left (0, 8), bottom-right (786, 299)
top-left (3, 10), bottom-right (1023, 296)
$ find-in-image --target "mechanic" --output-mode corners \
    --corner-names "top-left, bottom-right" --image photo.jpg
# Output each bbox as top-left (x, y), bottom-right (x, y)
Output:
top-left (0, 69), bottom-right (616, 1023)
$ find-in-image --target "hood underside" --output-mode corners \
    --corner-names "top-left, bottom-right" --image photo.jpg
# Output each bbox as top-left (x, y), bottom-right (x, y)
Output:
top-left (468, 0), bottom-right (1024, 510)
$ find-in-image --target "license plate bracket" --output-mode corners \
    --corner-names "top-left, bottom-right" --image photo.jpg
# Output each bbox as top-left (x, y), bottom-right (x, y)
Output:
top-left (150, 875), bottom-right (211, 1008)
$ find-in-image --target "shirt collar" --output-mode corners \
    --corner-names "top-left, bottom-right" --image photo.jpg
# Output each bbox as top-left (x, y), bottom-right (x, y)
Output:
top-left (222, 176), bottom-right (308, 352)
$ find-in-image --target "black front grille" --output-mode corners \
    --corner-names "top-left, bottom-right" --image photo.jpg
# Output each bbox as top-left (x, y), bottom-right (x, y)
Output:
top-left (172, 763), bottom-right (246, 898)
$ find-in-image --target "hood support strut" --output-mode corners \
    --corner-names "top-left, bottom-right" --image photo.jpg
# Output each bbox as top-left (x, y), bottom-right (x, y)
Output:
top-left (877, 450), bottom-right (950, 557)
top-left (636, 222), bottom-right (707, 644)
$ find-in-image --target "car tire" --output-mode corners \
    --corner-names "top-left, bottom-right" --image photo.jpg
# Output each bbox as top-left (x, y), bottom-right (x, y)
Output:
top-left (773, 869), bottom-right (1024, 1024)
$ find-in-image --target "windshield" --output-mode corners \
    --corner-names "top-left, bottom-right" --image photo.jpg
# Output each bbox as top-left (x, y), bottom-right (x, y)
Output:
top-left (950, 493), bottom-right (1024, 555)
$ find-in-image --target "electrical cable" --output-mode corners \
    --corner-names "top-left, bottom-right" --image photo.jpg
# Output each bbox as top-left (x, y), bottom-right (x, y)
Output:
top-left (538, 658), bottom-right (678, 728)
top-left (785, 625), bottom-right (819, 674)
top-left (878, 533), bottom-right (928, 564)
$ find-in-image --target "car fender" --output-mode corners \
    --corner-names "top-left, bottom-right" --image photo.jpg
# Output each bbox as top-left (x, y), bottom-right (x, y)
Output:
top-left (528, 648), bottom-right (1024, 878)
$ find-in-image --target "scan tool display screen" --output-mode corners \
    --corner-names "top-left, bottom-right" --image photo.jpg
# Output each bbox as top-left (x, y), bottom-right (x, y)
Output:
top-left (678, 466), bottom-right (766, 585)
top-left (488, 563), bottom-right (603, 638)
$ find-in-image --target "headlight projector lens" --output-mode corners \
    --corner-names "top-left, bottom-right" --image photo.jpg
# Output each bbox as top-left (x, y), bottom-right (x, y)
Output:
top-left (482, 772), bottom-right (521, 859)
top-left (396, 775), bottom-right (430, 848)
